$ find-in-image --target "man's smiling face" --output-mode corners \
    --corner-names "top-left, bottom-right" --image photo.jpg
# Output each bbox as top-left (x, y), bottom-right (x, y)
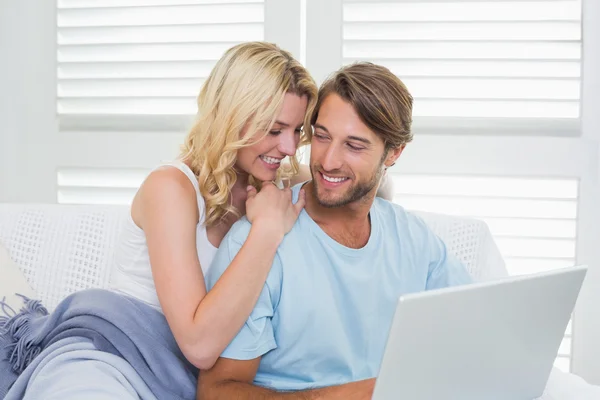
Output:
top-left (310, 93), bottom-right (389, 208)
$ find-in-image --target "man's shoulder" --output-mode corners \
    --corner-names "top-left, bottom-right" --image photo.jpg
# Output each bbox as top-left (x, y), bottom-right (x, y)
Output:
top-left (374, 198), bottom-right (429, 229)
top-left (224, 193), bottom-right (306, 250)
top-left (224, 217), bottom-right (253, 245)
top-left (373, 199), bottom-right (439, 252)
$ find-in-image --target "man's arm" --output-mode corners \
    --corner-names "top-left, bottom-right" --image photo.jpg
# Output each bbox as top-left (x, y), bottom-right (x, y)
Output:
top-left (198, 357), bottom-right (375, 400)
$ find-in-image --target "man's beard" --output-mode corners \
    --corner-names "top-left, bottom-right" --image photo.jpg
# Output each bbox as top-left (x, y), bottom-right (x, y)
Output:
top-left (311, 160), bottom-right (385, 208)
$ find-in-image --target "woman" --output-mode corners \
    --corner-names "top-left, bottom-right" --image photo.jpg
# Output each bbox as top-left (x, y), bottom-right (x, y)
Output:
top-left (110, 41), bottom-right (318, 370)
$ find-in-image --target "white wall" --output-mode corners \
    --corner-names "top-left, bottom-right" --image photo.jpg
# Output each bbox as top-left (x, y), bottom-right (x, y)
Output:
top-left (0, 1), bottom-right (57, 203)
top-left (571, 0), bottom-right (600, 384)
top-left (0, 2), bottom-right (20, 202)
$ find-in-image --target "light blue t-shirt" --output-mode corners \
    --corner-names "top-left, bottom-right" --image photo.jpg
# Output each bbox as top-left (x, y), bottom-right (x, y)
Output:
top-left (205, 184), bottom-right (472, 391)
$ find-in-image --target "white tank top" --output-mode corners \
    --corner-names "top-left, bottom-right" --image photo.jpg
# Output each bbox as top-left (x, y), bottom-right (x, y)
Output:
top-left (110, 161), bottom-right (218, 311)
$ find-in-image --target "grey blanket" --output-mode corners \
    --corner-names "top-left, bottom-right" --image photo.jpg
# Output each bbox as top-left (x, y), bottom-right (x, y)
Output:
top-left (0, 289), bottom-right (198, 399)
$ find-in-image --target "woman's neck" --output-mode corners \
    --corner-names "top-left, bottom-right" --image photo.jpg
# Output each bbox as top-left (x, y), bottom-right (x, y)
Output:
top-left (233, 171), bottom-right (249, 191)
top-left (229, 172), bottom-right (250, 216)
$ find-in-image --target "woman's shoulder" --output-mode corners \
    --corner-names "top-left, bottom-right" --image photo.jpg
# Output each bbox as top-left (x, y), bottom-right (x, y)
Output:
top-left (132, 165), bottom-right (202, 229)
top-left (145, 165), bottom-right (198, 193)
top-left (139, 166), bottom-right (201, 207)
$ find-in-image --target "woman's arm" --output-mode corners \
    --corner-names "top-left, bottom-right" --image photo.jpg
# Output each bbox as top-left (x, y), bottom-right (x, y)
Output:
top-left (134, 168), bottom-right (301, 370)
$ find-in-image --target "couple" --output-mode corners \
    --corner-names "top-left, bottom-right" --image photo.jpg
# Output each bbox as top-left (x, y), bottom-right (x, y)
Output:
top-left (1, 41), bottom-right (472, 398)
top-left (166, 42), bottom-right (470, 398)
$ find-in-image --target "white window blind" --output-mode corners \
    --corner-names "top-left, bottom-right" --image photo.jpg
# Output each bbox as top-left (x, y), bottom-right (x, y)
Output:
top-left (342, 0), bottom-right (582, 120)
top-left (57, 0), bottom-right (265, 126)
top-left (391, 173), bottom-right (578, 372)
top-left (57, 167), bottom-right (148, 205)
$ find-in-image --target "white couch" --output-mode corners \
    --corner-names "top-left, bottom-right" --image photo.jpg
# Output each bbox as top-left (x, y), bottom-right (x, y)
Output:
top-left (0, 203), bottom-right (598, 399)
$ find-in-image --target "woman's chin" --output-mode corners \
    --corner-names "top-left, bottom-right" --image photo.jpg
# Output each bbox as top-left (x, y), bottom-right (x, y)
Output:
top-left (251, 170), bottom-right (278, 183)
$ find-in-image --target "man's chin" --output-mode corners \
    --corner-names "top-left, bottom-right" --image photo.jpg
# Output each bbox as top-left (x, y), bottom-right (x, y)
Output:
top-left (314, 187), bottom-right (351, 208)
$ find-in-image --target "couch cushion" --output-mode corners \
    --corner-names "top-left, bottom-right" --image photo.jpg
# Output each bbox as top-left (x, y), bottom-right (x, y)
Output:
top-left (0, 243), bottom-right (37, 313)
top-left (0, 204), bottom-right (129, 311)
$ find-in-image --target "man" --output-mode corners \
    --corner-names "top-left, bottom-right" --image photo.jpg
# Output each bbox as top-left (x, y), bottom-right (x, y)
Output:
top-left (199, 62), bottom-right (473, 399)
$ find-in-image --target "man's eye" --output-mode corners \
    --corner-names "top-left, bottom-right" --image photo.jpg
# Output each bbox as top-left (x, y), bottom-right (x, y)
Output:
top-left (348, 144), bottom-right (364, 151)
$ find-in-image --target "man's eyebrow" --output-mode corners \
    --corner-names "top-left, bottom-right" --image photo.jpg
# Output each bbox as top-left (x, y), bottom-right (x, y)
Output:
top-left (315, 124), bottom-right (372, 145)
top-left (348, 136), bottom-right (372, 145)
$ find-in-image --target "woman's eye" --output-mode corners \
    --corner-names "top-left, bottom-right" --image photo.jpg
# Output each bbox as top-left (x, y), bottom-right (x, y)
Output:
top-left (269, 130), bottom-right (282, 135)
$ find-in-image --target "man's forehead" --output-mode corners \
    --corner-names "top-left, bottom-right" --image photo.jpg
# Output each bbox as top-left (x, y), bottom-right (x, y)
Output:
top-left (315, 95), bottom-right (378, 143)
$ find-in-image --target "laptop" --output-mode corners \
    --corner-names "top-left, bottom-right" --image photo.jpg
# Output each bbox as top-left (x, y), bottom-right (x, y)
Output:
top-left (373, 265), bottom-right (588, 400)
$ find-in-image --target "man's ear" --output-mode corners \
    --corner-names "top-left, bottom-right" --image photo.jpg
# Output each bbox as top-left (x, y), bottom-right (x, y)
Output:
top-left (385, 144), bottom-right (406, 168)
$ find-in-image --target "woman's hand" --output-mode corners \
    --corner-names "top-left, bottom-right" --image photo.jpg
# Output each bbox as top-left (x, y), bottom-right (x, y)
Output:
top-left (245, 182), bottom-right (306, 238)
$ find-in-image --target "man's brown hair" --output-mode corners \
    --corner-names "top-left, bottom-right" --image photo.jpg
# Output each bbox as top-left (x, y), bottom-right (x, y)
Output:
top-left (311, 62), bottom-right (413, 149)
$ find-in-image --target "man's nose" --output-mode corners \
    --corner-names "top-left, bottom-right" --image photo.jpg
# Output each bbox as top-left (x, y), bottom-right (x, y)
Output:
top-left (321, 145), bottom-right (343, 171)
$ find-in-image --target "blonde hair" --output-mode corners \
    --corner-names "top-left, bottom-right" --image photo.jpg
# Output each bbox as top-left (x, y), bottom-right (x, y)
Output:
top-left (180, 42), bottom-right (317, 227)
